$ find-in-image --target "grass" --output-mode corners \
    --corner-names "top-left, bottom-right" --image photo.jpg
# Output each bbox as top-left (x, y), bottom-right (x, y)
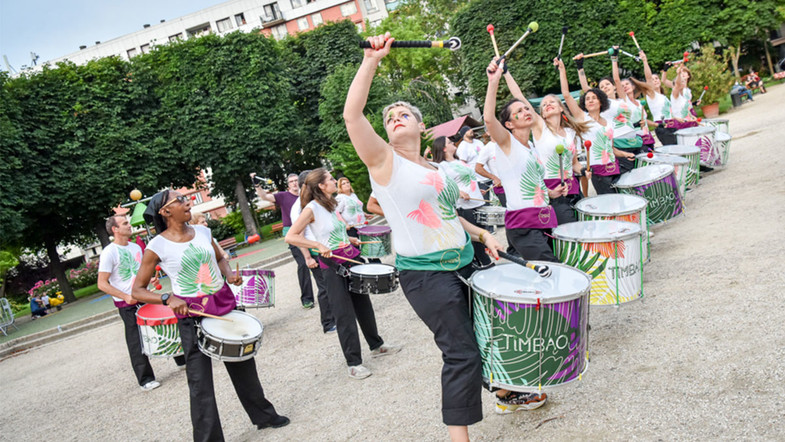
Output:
top-left (13, 283), bottom-right (101, 319)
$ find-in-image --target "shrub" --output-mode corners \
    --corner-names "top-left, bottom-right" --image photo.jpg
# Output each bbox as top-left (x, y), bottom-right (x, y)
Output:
top-left (688, 44), bottom-right (735, 105)
top-left (68, 261), bottom-right (98, 289)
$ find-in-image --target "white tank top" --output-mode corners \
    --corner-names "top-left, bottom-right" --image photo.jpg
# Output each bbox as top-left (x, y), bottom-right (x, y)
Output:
top-left (476, 141), bottom-right (500, 176)
top-left (305, 200), bottom-right (351, 250)
top-left (671, 88), bottom-right (692, 119)
top-left (534, 125), bottom-right (577, 180)
top-left (335, 193), bottom-right (367, 227)
top-left (370, 152), bottom-right (466, 257)
top-left (496, 136), bottom-right (550, 211)
top-left (146, 225), bottom-right (224, 298)
top-left (647, 92), bottom-right (671, 122)
top-left (290, 197), bottom-right (316, 242)
top-left (582, 112), bottom-right (616, 166)
top-left (438, 160), bottom-right (483, 210)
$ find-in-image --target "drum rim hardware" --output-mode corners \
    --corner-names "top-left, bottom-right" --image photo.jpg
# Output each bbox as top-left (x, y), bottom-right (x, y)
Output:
top-left (470, 262), bottom-right (590, 304)
top-left (552, 220), bottom-right (643, 243)
top-left (575, 194), bottom-right (648, 217)
top-left (614, 164), bottom-right (674, 188)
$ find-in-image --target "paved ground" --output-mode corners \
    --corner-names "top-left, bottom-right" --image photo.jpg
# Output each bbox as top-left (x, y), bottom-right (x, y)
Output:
top-left (0, 85), bottom-right (783, 441)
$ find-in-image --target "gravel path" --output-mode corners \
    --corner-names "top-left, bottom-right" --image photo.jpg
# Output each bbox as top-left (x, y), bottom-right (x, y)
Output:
top-left (2, 86), bottom-right (783, 442)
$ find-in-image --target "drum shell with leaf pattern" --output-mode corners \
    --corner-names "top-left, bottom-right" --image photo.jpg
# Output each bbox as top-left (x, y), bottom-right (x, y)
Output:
top-left (575, 194), bottom-right (649, 264)
top-left (614, 165), bottom-right (685, 226)
top-left (357, 225), bottom-right (392, 258)
top-left (230, 269), bottom-right (275, 308)
top-left (654, 144), bottom-right (701, 186)
top-left (136, 304), bottom-right (183, 358)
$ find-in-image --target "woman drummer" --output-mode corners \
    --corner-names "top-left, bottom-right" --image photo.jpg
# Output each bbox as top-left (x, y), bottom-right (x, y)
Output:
top-left (285, 168), bottom-right (401, 380)
top-left (431, 135), bottom-right (493, 269)
top-left (610, 48), bottom-right (656, 171)
top-left (335, 177), bottom-right (373, 237)
top-left (638, 51), bottom-right (676, 145)
top-left (502, 68), bottom-right (590, 222)
top-left (132, 189), bottom-right (289, 441)
top-left (344, 33), bottom-right (514, 442)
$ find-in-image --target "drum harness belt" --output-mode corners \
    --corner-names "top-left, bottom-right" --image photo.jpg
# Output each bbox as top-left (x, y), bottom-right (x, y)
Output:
top-left (320, 255), bottom-right (358, 278)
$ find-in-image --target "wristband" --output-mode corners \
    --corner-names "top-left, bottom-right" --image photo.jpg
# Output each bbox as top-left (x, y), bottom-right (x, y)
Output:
top-left (575, 58), bottom-right (584, 70)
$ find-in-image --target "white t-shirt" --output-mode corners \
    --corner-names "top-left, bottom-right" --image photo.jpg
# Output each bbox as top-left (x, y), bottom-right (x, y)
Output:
top-left (146, 225), bottom-right (223, 298)
top-left (290, 197), bottom-right (316, 242)
top-left (496, 136), bottom-right (550, 211)
top-left (304, 200), bottom-right (351, 250)
top-left (456, 139), bottom-right (484, 168)
top-left (582, 112), bottom-right (616, 166)
top-left (605, 97), bottom-right (637, 139)
top-left (335, 193), bottom-right (367, 227)
top-left (534, 125), bottom-right (577, 180)
top-left (476, 141), bottom-right (500, 177)
top-left (98, 242), bottom-right (143, 302)
top-left (647, 92), bottom-right (671, 122)
top-left (370, 152), bottom-right (466, 257)
top-left (438, 160), bottom-right (483, 210)
top-left (670, 88), bottom-right (692, 119)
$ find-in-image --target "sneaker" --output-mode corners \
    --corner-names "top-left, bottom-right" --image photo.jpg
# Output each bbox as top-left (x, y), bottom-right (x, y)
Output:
top-left (141, 380), bottom-right (161, 392)
top-left (348, 365), bottom-right (372, 380)
top-left (324, 325), bottom-right (337, 334)
top-left (495, 391), bottom-right (548, 414)
top-left (257, 415), bottom-right (290, 429)
top-left (302, 302), bottom-right (314, 309)
top-left (371, 343), bottom-right (402, 358)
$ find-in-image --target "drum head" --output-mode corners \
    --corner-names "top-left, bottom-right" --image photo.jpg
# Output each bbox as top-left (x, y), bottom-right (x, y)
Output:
top-left (137, 303), bottom-right (176, 320)
top-left (552, 220), bottom-right (641, 243)
top-left (201, 311), bottom-right (263, 340)
top-left (715, 132), bottom-right (731, 141)
top-left (357, 225), bottom-right (391, 236)
top-left (471, 262), bottom-right (590, 304)
top-left (615, 164), bottom-right (673, 188)
top-left (655, 144), bottom-right (700, 156)
top-left (675, 126), bottom-right (715, 136)
top-left (636, 153), bottom-right (688, 166)
top-left (350, 264), bottom-right (395, 275)
top-left (575, 194), bottom-right (647, 216)
top-left (703, 118), bottom-right (728, 124)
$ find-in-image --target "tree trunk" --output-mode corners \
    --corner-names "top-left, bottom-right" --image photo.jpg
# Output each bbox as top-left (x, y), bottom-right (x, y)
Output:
top-left (234, 177), bottom-right (258, 236)
top-left (44, 236), bottom-right (76, 303)
top-left (94, 221), bottom-right (111, 247)
top-left (730, 44), bottom-right (741, 78)
top-left (763, 36), bottom-right (775, 74)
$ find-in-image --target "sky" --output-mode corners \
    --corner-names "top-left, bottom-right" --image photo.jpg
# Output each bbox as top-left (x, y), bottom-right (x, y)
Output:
top-left (0, 0), bottom-right (224, 72)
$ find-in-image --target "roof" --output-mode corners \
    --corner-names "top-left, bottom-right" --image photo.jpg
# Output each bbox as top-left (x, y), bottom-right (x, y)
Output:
top-left (426, 115), bottom-right (484, 139)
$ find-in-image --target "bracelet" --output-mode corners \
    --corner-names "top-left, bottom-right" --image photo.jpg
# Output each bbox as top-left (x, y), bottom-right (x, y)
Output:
top-left (479, 231), bottom-right (489, 243)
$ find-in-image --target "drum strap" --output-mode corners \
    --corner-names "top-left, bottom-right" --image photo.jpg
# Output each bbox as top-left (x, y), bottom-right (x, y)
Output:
top-left (318, 256), bottom-right (351, 278)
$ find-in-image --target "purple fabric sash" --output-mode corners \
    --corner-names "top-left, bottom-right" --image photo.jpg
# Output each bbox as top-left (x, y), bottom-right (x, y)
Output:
top-left (544, 177), bottom-right (580, 195)
top-left (504, 206), bottom-right (558, 229)
top-left (493, 186), bottom-right (505, 195)
top-left (640, 133), bottom-right (656, 145)
top-left (590, 161), bottom-right (620, 177)
top-left (114, 299), bottom-right (135, 309)
top-left (663, 119), bottom-right (698, 130)
top-left (173, 282), bottom-right (237, 319)
top-left (319, 245), bottom-right (361, 269)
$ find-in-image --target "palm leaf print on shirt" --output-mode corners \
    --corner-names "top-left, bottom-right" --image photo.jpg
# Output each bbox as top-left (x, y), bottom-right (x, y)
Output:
top-left (451, 162), bottom-right (478, 191)
top-left (407, 200), bottom-right (442, 228)
top-left (177, 243), bottom-right (222, 297)
top-left (117, 248), bottom-right (140, 281)
top-left (519, 160), bottom-right (548, 206)
top-left (436, 178), bottom-right (460, 220)
top-left (327, 214), bottom-right (350, 249)
top-left (593, 128), bottom-right (614, 164)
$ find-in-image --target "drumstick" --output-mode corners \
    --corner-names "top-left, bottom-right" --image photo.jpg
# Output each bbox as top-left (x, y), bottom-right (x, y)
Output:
top-left (573, 49), bottom-right (609, 60)
top-left (498, 251), bottom-right (552, 278)
top-left (188, 310), bottom-right (234, 322)
top-left (554, 26), bottom-right (567, 71)
top-left (359, 37), bottom-right (462, 51)
top-left (487, 24), bottom-right (501, 58)
top-left (329, 255), bottom-right (364, 265)
top-left (496, 21), bottom-right (539, 66)
top-left (697, 85), bottom-right (708, 102)
top-left (469, 197), bottom-right (493, 203)
top-left (154, 265), bottom-right (163, 290)
top-left (581, 140), bottom-right (591, 197)
top-left (628, 31), bottom-right (641, 51)
top-left (358, 240), bottom-right (382, 244)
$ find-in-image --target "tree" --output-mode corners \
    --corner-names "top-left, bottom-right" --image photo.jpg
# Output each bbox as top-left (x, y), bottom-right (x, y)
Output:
top-left (714, 0), bottom-right (785, 78)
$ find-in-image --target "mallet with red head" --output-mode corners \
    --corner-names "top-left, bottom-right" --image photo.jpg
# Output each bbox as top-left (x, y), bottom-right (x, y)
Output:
top-left (487, 24), bottom-right (501, 58)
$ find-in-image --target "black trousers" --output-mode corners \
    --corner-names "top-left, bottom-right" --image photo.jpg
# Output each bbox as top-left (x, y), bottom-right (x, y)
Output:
top-left (119, 305), bottom-right (156, 386)
top-left (506, 228), bottom-right (559, 262)
top-left (655, 125), bottom-right (678, 146)
top-left (617, 147), bottom-right (645, 175)
top-left (320, 263), bottom-right (383, 366)
top-left (309, 263), bottom-right (335, 331)
top-left (178, 317), bottom-right (280, 442)
top-left (399, 269), bottom-right (483, 426)
top-left (591, 173), bottom-right (619, 195)
top-left (289, 244), bottom-right (315, 305)
top-left (550, 196), bottom-right (577, 225)
top-left (456, 207), bottom-right (492, 267)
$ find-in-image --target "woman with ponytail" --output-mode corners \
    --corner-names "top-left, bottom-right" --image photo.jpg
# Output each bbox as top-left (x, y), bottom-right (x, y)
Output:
top-left (286, 168), bottom-right (400, 380)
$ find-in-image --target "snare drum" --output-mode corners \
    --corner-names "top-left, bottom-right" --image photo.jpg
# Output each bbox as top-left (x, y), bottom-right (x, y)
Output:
top-left (654, 144), bottom-right (701, 186)
top-left (552, 220), bottom-right (644, 306)
top-left (475, 206), bottom-right (506, 227)
top-left (471, 262), bottom-right (590, 392)
top-left (715, 131), bottom-right (731, 167)
top-left (356, 225), bottom-right (392, 258)
top-left (197, 310), bottom-right (264, 362)
top-left (136, 304), bottom-right (183, 358)
top-left (675, 125), bottom-right (718, 168)
top-left (574, 194), bottom-right (649, 263)
top-left (348, 263), bottom-right (399, 295)
top-left (635, 153), bottom-right (689, 198)
top-left (230, 269), bottom-right (275, 308)
top-left (614, 165), bottom-right (684, 226)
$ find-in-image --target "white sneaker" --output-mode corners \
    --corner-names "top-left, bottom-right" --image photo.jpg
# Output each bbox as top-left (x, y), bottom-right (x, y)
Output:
top-left (141, 380), bottom-right (161, 391)
top-left (348, 365), bottom-right (372, 380)
top-left (371, 343), bottom-right (403, 358)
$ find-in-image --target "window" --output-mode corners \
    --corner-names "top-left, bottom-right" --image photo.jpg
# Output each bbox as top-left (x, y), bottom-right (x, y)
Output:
top-left (126, 48), bottom-right (138, 58)
top-left (356, 23), bottom-right (364, 33)
top-left (140, 44), bottom-right (150, 54)
top-left (297, 17), bottom-right (309, 31)
top-left (216, 17), bottom-right (233, 33)
top-left (234, 13), bottom-right (247, 26)
top-left (363, 0), bottom-right (378, 12)
top-left (186, 23), bottom-right (212, 38)
top-left (311, 13), bottom-right (323, 26)
top-left (263, 3), bottom-right (283, 21)
top-left (340, 1), bottom-right (358, 16)
top-left (192, 193), bottom-right (204, 204)
top-left (291, 0), bottom-right (305, 7)
top-left (271, 24), bottom-right (288, 40)
top-left (169, 33), bottom-right (183, 42)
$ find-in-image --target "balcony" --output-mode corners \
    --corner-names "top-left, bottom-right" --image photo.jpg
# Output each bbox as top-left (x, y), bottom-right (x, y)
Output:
top-left (261, 3), bottom-right (285, 28)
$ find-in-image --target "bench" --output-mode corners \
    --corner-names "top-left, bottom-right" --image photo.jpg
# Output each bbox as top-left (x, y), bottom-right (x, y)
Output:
top-left (218, 237), bottom-right (246, 258)
top-left (741, 72), bottom-right (765, 94)
top-left (271, 222), bottom-right (284, 237)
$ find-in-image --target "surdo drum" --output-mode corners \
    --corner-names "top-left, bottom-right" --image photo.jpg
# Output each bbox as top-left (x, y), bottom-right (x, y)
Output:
top-left (675, 125), bottom-right (719, 168)
top-left (654, 144), bottom-right (701, 187)
top-left (230, 269), bottom-right (275, 308)
top-left (574, 194), bottom-right (650, 263)
top-left (197, 310), bottom-right (264, 362)
top-left (348, 263), bottom-right (399, 295)
top-left (614, 165), bottom-right (684, 226)
top-left (714, 131), bottom-right (732, 167)
top-left (356, 225), bottom-right (392, 258)
top-left (635, 153), bottom-right (689, 198)
top-left (552, 220), bottom-right (644, 306)
top-left (136, 304), bottom-right (183, 358)
top-left (471, 263), bottom-right (591, 392)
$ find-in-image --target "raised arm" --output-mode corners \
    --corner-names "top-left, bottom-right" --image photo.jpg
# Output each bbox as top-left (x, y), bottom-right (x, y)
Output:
top-left (611, 47), bottom-right (626, 100)
top-left (556, 58), bottom-right (585, 122)
top-left (671, 64), bottom-right (685, 98)
top-left (503, 71), bottom-right (544, 136)
top-left (641, 51), bottom-right (655, 89)
top-left (343, 33), bottom-right (395, 174)
top-left (575, 55), bottom-right (591, 92)
top-left (484, 58), bottom-right (511, 149)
